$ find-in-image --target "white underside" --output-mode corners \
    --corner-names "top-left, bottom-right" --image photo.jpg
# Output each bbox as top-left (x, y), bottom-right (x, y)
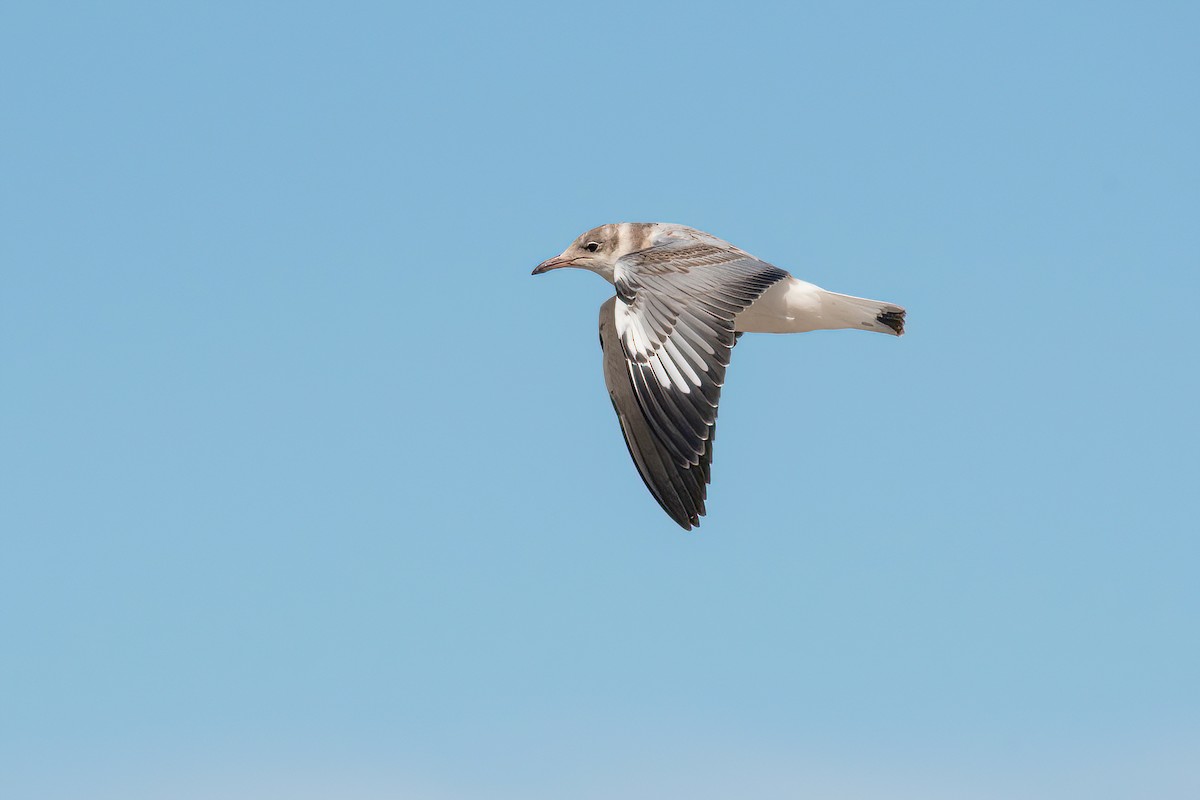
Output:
top-left (734, 277), bottom-right (902, 335)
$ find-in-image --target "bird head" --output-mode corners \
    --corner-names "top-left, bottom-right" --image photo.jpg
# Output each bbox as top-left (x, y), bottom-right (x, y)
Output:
top-left (531, 223), bottom-right (625, 282)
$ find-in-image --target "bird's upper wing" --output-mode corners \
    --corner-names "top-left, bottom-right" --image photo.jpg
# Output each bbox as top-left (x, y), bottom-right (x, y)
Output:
top-left (599, 241), bottom-right (789, 529)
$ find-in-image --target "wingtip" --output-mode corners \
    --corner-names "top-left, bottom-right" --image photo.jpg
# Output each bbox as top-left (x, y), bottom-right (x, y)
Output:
top-left (670, 510), bottom-right (702, 531)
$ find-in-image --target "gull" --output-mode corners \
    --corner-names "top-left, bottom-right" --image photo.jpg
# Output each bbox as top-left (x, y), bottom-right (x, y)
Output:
top-left (532, 222), bottom-right (905, 530)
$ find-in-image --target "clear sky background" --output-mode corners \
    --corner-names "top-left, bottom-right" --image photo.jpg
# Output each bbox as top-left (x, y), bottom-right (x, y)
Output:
top-left (2, 2), bottom-right (1198, 798)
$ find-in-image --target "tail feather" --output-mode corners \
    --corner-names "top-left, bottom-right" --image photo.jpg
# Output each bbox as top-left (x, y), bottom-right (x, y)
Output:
top-left (822, 291), bottom-right (906, 336)
top-left (733, 278), bottom-right (907, 335)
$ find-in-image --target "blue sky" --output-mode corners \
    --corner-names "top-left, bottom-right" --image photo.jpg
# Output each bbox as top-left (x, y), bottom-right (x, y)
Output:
top-left (2, 1), bottom-right (1198, 797)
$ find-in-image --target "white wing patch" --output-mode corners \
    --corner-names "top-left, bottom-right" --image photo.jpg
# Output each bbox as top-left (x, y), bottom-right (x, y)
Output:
top-left (615, 302), bottom-right (694, 393)
top-left (607, 240), bottom-right (789, 471)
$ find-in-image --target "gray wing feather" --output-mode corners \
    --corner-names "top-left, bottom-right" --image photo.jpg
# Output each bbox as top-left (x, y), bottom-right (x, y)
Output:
top-left (601, 241), bottom-right (788, 529)
top-left (600, 297), bottom-right (709, 529)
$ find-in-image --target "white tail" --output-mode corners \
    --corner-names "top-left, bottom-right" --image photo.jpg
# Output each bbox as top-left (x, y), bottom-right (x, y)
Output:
top-left (735, 277), bottom-right (906, 336)
top-left (819, 290), bottom-right (906, 336)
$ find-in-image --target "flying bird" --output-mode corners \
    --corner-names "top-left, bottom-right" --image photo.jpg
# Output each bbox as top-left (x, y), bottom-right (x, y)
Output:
top-left (532, 222), bottom-right (905, 530)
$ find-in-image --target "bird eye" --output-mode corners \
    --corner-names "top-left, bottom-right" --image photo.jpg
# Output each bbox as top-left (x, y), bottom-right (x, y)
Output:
top-left (585, 241), bottom-right (600, 252)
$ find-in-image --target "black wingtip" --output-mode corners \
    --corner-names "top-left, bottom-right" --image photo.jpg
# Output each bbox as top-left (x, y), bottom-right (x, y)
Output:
top-left (664, 487), bottom-right (703, 530)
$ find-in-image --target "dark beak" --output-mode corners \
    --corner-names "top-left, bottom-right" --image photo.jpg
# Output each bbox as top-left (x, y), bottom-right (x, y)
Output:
top-left (532, 256), bottom-right (575, 275)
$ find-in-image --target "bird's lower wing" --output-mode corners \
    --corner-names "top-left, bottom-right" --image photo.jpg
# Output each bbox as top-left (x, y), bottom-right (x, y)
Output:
top-left (603, 242), bottom-right (789, 529)
top-left (599, 297), bottom-right (710, 530)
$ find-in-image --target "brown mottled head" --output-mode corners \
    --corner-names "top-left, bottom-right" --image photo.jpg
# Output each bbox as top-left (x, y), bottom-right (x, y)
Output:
top-left (531, 222), bottom-right (693, 284)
